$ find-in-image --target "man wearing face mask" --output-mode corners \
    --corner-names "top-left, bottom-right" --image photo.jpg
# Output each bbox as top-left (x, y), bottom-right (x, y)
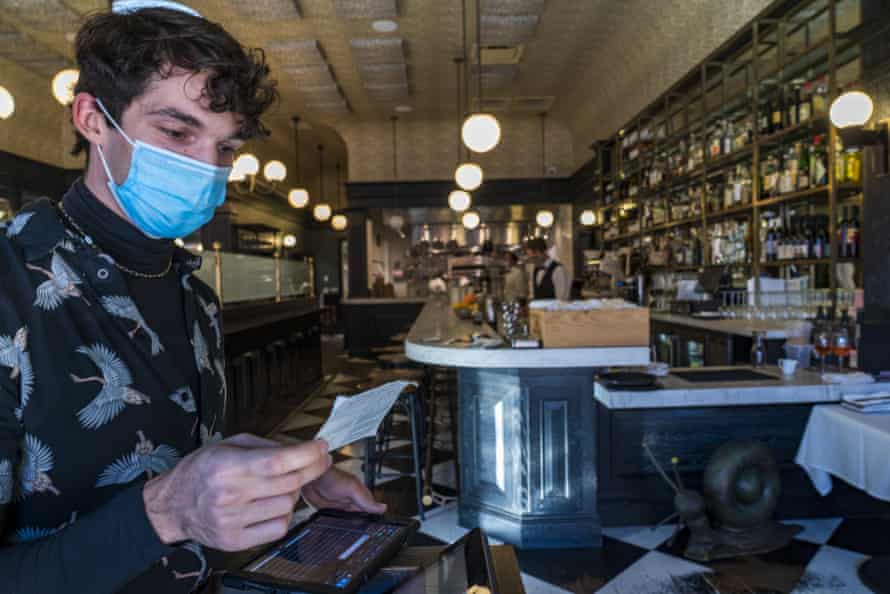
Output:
top-left (0, 3), bottom-right (383, 593)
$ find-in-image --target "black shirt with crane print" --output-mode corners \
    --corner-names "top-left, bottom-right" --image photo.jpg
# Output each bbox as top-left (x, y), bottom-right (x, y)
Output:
top-left (0, 185), bottom-right (228, 593)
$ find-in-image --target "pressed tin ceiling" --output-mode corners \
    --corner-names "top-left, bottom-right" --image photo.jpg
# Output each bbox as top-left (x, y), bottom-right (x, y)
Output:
top-left (0, 0), bottom-right (774, 172)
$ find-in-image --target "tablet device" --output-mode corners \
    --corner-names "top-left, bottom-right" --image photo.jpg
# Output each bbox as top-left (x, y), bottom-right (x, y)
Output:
top-left (223, 509), bottom-right (419, 594)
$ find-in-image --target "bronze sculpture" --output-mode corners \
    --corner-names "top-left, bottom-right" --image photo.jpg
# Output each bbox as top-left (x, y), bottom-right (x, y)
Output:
top-left (644, 439), bottom-right (802, 562)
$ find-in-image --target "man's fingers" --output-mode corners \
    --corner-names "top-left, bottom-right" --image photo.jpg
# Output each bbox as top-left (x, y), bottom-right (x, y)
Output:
top-left (245, 440), bottom-right (329, 477)
top-left (246, 472), bottom-right (312, 500)
top-left (224, 433), bottom-right (281, 449)
top-left (230, 517), bottom-right (291, 552)
top-left (239, 494), bottom-right (299, 527)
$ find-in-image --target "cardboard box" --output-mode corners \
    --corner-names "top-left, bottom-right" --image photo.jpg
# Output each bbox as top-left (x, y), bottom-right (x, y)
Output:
top-left (529, 306), bottom-right (650, 348)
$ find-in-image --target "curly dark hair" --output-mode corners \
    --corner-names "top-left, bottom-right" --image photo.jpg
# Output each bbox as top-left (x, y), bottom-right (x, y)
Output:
top-left (71, 7), bottom-right (278, 156)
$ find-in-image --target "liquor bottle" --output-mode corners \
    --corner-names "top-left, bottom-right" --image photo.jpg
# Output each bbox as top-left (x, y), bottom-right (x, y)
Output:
top-left (845, 148), bottom-right (862, 184)
top-left (838, 207), bottom-right (849, 258)
top-left (759, 101), bottom-right (771, 136)
top-left (788, 81), bottom-right (802, 127)
top-left (798, 81), bottom-right (812, 123)
top-left (771, 91), bottom-right (784, 134)
top-left (723, 177), bottom-right (734, 210)
top-left (812, 221), bottom-right (825, 259)
top-left (806, 219), bottom-right (816, 259)
top-left (812, 78), bottom-right (828, 115)
top-left (723, 120), bottom-right (734, 155)
top-left (810, 135), bottom-right (828, 187)
top-left (762, 151), bottom-right (779, 198)
top-left (847, 206), bottom-right (860, 258)
top-left (797, 141), bottom-right (810, 190)
top-left (709, 124), bottom-right (722, 159)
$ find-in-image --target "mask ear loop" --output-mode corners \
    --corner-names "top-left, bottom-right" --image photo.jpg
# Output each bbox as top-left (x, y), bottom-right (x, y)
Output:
top-left (93, 98), bottom-right (135, 187)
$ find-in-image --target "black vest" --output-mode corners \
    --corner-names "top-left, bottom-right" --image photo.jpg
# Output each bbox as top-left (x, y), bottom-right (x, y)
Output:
top-left (534, 260), bottom-right (561, 299)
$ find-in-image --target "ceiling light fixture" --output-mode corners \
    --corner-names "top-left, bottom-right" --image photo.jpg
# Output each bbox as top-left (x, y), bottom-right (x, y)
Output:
top-left (263, 159), bottom-right (287, 182)
top-left (313, 144), bottom-right (332, 222)
top-left (52, 68), bottom-right (78, 106)
top-left (282, 233), bottom-right (297, 248)
top-left (231, 153), bottom-right (260, 182)
top-left (830, 90), bottom-right (874, 129)
top-left (289, 116), bottom-right (311, 208)
top-left (462, 210), bottom-right (481, 230)
top-left (461, 0), bottom-right (501, 154)
top-left (448, 190), bottom-right (472, 212)
top-left (314, 203), bottom-right (332, 222)
top-left (0, 86), bottom-right (14, 119)
top-left (452, 57), bottom-right (484, 192)
top-left (331, 214), bottom-right (348, 231)
top-left (579, 209), bottom-right (597, 226)
top-left (536, 210), bottom-right (555, 228)
top-left (372, 19), bottom-right (398, 33)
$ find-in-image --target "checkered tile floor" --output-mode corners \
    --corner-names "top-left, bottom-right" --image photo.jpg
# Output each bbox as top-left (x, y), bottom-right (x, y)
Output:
top-left (269, 336), bottom-right (889, 594)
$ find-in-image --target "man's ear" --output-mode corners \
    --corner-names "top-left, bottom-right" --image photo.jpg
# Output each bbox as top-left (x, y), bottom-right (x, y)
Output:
top-left (71, 92), bottom-right (108, 147)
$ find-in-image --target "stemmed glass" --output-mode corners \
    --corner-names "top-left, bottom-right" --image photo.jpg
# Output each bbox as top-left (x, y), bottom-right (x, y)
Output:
top-left (814, 324), bottom-right (832, 374)
top-left (831, 325), bottom-right (851, 373)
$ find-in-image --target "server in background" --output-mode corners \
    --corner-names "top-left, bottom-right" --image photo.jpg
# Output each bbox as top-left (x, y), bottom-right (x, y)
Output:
top-left (502, 251), bottom-right (528, 301)
top-left (526, 238), bottom-right (571, 301)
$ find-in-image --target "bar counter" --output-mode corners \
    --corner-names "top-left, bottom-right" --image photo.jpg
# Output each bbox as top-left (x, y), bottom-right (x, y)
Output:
top-left (404, 299), bottom-right (648, 550)
top-left (649, 312), bottom-right (801, 339)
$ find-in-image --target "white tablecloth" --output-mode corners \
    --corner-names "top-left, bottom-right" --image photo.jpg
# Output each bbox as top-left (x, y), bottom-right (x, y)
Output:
top-left (796, 405), bottom-right (890, 502)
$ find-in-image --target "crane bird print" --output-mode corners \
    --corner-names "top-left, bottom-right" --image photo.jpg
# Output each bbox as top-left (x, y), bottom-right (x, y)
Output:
top-left (16, 434), bottom-right (60, 499)
top-left (191, 321), bottom-right (211, 373)
top-left (0, 326), bottom-right (34, 420)
top-left (71, 344), bottom-right (151, 429)
top-left (5, 211), bottom-right (34, 238)
top-left (96, 430), bottom-right (181, 487)
top-left (101, 296), bottom-right (164, 356)
top-left (9, 511), bottom-right (78, 544)
top-left (26, 252), bottom-right (89, 310)
top-left (196, 294), bottom-right (222, 349)
top-left (169, 386), bottom-right (197, 414)
top-left (0, 459), bottom-right (12, 505)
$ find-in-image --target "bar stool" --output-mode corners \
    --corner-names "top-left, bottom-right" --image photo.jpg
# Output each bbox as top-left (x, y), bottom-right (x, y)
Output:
top-left (287, 331), bottom-right (304, 392)
top-left (360, 368), bottom-right (428, 519)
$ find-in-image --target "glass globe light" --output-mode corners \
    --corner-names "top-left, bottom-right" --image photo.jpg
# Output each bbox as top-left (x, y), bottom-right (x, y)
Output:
top-left (313, 203), bottom-right (332, 222)
top-left (462, 211), bottom-right (481, 230)
top-left (536, 210), bottom-right (555, 228)
top-left (331, 215), bottom-right (348, 232)
top-left (462, 113), bottom-right (501, 153)
top-left (830, 91), bottom-right (874, 128)
top-left (263, 160), bottom-right (287, 182)
top-left (448, 190), bottom-right (472, 213)
top-left (579, 210), bottom-right (597, 226)
top-left (232, 153), bottom-right (260, 179)
top-left (0, 86), bottom-right (14, 119)
top-left (282, 234), bottom-right (297, 248)
top-left (52, 69), bottom-right (79, 105)
top-left (455, 162), bottom-right (483, 191)
top-left (288, 188), bottom-right (310, 208)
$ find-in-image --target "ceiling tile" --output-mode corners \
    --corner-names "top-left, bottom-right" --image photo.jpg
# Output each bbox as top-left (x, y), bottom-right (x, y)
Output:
top-left (333, 0), bottom-right (398, 20)
top-left (0, 0), bottom-right (84, 32)
top-left (284, 64), bottom-right (336, 87)
top-left (481, 0), bottom-right (548, 16)
top-left (265, 39), bottom-right (325, 65)
top-left (349, 38), bottom-right (405, 64)
top-left (358, 63), bottom-right (408, 85)
top-left (229, 0), bottom-right (301, 20)
top-left (297, 84), bottom-right (344, 103)
top-left (481, 15), bottom-right (539, 45)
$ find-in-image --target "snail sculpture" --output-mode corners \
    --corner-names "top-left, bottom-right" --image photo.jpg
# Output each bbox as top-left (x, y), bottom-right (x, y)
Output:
top-left (645, 439), bottom-right (802, 562)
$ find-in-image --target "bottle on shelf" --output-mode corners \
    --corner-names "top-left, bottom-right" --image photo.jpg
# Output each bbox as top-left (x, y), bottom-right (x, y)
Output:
top-left (762, 151), bottom-right (780, 198)
top-left (847, 206), bottom-right (860, 259)
top-left (770, 89), bottom-right (784, 134)
top-left (798, 80), bottom-right (813, 123)
top-left (812, 77), bottom-right (828, 115)
top-left (722, 120), bottom-right (734, 156)
top-left (837, 206), bottom-right (849, 258)
top-left (810, 135), bottom-right (828, 187)
top-left (844, 147), bottom-right (862, 184)
top-left (788, 80), bottom-right (802, 127)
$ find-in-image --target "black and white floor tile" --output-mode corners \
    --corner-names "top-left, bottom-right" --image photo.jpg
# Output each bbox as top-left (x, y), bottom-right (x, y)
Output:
top-left (269, 341), bottom-right (886, 594)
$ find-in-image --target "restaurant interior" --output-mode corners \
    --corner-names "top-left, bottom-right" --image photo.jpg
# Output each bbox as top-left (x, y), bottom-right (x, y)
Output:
top-left (3, 0), bottom-right (890, 592)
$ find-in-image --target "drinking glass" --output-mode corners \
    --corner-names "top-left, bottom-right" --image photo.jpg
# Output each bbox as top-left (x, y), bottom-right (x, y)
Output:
top-left (831, 325), bottom-right (851, 373)
top-left (813, 325), bottom-right (832, 374)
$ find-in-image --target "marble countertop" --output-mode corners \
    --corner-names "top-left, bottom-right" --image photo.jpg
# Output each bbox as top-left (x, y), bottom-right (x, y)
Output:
top-left (405, 300), bottom-right (650, 369)
top-left (595, 366), bottom-right (890, 409)
top-left (650, 312), bottom-right (804, 339)
top-left (341, 298), bottom-right (428, 305)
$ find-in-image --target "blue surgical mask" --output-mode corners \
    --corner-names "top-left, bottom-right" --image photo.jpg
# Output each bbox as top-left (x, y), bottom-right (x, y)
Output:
top-left (94, 98), bottom-right (231, 239)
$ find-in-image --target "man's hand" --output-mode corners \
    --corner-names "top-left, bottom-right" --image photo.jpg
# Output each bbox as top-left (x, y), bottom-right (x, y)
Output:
top-left (142, 434), bottom-right (331, 552)
top-left (302, 467), bottom-right (386, 514)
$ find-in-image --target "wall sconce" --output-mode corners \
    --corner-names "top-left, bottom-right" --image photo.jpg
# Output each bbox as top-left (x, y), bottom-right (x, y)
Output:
top-left (830, 90), bottom-right (888, 172)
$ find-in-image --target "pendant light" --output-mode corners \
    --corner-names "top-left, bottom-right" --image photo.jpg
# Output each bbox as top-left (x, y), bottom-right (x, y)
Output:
top-left (462, 211), bottom-right (481, 230)
top-left (263, 160), bottom-right (287, 182)
top-left (579, 209), bottom-right (597, 226)
top-left (0, 86), bottom-right (14, 119)
top-left (288, 116), bottom-right (310, 208)
top-left (313, 144), bottom-right (332, 222)
top-left (448, 190), bottom-right (472, 212)
top-left (461, 0), bottom-right (500, 154)
top-left (453, 41), bottom-right (482, 191)
top-left (535, 112), bottom-right (554, 229)
top-left (331, 162), bottom-right (348, 232)
top-left (52, 68), bottom-right (78, 105)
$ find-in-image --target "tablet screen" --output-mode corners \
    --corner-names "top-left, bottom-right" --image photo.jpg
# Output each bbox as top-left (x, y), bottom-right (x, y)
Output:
top-left (247, 514), bottom-right (407, 589)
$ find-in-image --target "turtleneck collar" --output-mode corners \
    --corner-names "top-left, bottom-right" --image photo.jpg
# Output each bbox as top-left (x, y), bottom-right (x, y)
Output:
top-left (62, 178), bottom-right (174, 275)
